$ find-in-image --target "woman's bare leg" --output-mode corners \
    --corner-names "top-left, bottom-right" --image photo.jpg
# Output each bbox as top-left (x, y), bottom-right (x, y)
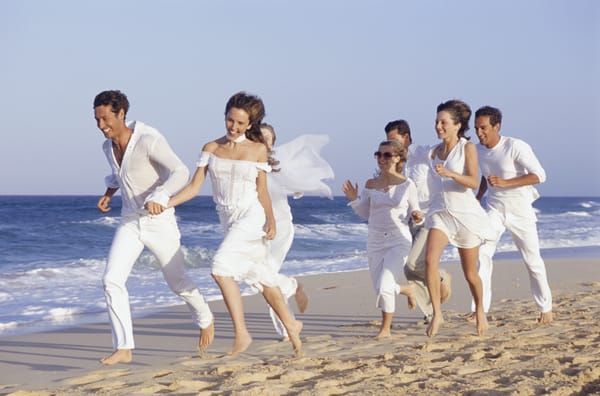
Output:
top-left (458, 247), bottom-right (489, 336)
top-left (262, 285), bottom-right (303, 356)
top-left (376, 311), bottom-right (394, 339)
top-left (212, 274), bottom-right (252, 355)
top-left (425, 228), bottom-right (449, 337)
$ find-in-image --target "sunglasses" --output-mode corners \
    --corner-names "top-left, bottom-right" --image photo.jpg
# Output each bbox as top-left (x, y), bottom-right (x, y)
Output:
top-left (374, 151), bottom-right (396, 159)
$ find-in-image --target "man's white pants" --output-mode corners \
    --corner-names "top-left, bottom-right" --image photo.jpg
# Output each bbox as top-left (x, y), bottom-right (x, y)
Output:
top-left (103, 213), bottom-right (213, 350)
top-left (472, 207), bottom-right (553, 313)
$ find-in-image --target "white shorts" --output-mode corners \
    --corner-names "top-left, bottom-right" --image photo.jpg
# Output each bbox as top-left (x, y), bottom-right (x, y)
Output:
top-left (426, 210), bottom-right (482, 249)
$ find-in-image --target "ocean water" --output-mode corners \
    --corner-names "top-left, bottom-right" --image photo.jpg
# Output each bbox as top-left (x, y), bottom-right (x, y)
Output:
top-left (0, 195), bottom-right (599, 336)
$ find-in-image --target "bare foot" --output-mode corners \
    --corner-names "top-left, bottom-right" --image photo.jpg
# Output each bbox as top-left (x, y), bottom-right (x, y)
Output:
top-left (402, 284), bottom-right (416, 310)
top-left (287, 320), bottom-right (303, 357)
top-left (466, 312), bottom-right (477, 323)
top-left (426, 314), bottom-right (444, 337)
top-left (280, 336), bottom-right (290, 342)
top-left (440, 272), bottom-right (452, 303)
top-left (197, 320), bottom-right (215, 355)
top-left (537, 311), bottom-right (554, 324)
top-left (294, 283), bottom-right (309, 313)
top-left (476, 311), bottom-right (489, 336)
top-left (375, 328), bottom-right (391, 339)
top-left (100, 349), bottom-right (132, 365)
top-left (227, 331), bottom-right (252, 356)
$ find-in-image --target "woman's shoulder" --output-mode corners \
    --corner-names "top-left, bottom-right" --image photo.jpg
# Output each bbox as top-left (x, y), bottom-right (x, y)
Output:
top-left (364, 178), bottom-right (378, 189)
top-left (244, 139), bottom-right (268, 161)
top-left (463, 139), bottom-right (477, 153)
top-left (430, 143), bottom-right (443, 157)
top-left (202, 139), bottom-right (222, 153)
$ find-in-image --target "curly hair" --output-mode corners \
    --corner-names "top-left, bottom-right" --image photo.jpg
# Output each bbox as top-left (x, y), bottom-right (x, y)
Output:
top-left (225, 92), bottom-right (267, 145)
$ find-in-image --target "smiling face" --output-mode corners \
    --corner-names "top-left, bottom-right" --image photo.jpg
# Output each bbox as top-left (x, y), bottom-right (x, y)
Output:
top-left (225, 107), bottom-right (251, 140)
top-left (435, 110), bottom-right (460, 140)
top-left (475, 115), bottom-right (501, 148)
top-left (94, 105), bottom-right (126, 139)
top-left (374, 144), bottom-right (400, 172)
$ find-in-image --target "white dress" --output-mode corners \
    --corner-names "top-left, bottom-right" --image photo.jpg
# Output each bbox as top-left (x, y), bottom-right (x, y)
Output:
top-left (349, 180), bottom-right (420, 313)
top-left (197, 152), bottom-right (277, 289)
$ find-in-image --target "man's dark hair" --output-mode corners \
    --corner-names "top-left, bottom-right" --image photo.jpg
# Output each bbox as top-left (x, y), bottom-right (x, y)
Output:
top-left (475, 106), bottom-right (502, 126)
top-left (384, 119), bottom-right (412, 144)
top-left (93, 90), bottom-right (130, 116)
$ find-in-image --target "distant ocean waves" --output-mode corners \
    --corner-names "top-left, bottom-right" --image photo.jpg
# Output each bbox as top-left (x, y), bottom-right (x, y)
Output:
top-left (0, 195), bottom-right (598, 336)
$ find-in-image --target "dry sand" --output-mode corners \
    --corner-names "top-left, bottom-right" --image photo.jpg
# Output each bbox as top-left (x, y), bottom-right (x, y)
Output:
top-left (0, 257), bottom-right (599, 395)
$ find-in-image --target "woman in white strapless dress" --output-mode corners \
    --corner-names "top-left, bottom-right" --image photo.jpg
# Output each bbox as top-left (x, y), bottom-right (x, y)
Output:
top-left (168, 92), bottom-right (303, 356)
top-left (425, 99), bottom-right (492, 338)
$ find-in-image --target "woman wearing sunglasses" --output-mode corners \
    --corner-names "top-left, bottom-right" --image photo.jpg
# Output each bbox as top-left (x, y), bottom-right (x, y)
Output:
top-left (342, 140), bottom-right (422, 339)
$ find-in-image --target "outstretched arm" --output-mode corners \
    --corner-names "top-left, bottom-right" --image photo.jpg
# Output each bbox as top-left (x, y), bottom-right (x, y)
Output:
top-left (144, 135), bottom-right (191, 214)
top-left (343, 179), bottom-right (370, 220)
top-left (168, 166), bottom-right (208, 208)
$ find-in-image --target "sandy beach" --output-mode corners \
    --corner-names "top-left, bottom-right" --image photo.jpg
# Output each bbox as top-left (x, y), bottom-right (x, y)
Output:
top-left (1, 257), bottom-right (599, 395)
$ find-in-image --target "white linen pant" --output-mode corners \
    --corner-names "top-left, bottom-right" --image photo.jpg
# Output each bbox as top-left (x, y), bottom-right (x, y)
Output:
top-left (472, 207), bottom-right (553, 313)
top-left (267, 217), bottom-right (297, 338)
top-left (103, 213), bottom-right (213, 350)
top-left (367, 229), bottom-right (412, 313)
top-left (404, 222), bottom-right (448, 319)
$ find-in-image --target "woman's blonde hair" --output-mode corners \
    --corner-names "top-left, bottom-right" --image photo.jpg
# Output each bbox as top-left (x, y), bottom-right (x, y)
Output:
top-left (379, 140), bottom-right (407, 173)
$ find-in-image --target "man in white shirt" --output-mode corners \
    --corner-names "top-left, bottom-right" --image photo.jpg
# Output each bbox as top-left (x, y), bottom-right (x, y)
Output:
top-left (93, 90), bottom-right (214, 365)
top-left (385, 120), bottom-right (452, 323)
top-left (472, 106), bottom-right (553, 324)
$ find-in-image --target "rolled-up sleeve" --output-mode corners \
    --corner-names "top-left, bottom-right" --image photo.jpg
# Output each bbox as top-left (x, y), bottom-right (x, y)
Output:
top-left (104, 174), bottom-right (119, 189)
top-left (144, 135), bottom-right (190, 206)
top-left (515, 140), bottom-right (546, 183)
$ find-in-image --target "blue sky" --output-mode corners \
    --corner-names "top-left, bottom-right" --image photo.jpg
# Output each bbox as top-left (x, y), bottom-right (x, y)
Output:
top-left (2, 0), bottom-right (598, 196)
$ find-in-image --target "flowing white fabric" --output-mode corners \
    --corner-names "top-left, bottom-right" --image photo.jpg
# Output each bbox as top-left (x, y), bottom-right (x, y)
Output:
top-left (269, 135), bottom-right (334, 201)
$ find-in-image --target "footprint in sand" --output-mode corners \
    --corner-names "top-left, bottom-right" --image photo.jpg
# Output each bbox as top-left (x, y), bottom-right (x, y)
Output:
top-left (65, 369), bottom-right (131, 386)
top-left (278, 369), bottom-right (319, 382)
top-left (229, 371), bottom-right (270, 386)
